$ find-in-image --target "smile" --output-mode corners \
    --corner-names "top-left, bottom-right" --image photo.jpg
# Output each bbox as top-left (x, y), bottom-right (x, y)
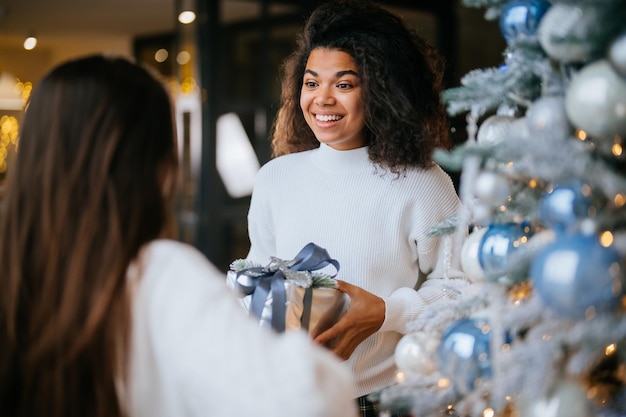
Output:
top-left (315, 114), bottom-right (343, 122)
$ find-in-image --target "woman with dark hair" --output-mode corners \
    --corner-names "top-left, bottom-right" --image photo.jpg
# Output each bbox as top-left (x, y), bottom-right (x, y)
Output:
top-left (246, 1), bottom-right (465, 414)
top-left (0, 55), bottom-right (356, 417)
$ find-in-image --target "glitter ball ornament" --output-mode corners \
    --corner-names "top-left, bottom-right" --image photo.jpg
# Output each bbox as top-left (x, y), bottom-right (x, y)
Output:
top-left (461, 227), bottom-right (488, 282)
top-left (530, 231), bottom-right (624, 318)
top-left (473, 171), bottom-right (511, 207)
top-left (478, 222), bottom-right (534, 283)
top-left (565, 59), bottom-right (626, 139)
top-left (526, 96), bottom-right (572, 140)
top-left (438, 318), bottom-right (492, 395)
top-left (499, 0), bottom-right (551, 43)
top-left (477, 115), bottom-right (516, 146)
top-left (394, 331), bottom-right (438, 375)
top-left (609, 33), bottom-right (626, 77)
top-left (537, 4), bottom-right (594, 63)
top-left (520, 381), bottom-right (593, 417)
top-left (538, 182), bottom-right (590, 231)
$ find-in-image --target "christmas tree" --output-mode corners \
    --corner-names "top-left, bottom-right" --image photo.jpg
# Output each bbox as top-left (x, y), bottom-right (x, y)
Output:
top-left (376, 1), bottom-right (626, 416)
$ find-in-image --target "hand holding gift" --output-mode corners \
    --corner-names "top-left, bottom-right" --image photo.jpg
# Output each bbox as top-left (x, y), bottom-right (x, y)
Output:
top-left (313, 280), bottom-right (385, 360)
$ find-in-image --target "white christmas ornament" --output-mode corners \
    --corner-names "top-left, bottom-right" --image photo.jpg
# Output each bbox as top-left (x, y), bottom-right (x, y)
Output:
top-left (565, 59), bottom-right (626, 139)
top-left (473, 171), bottom-right (510, 206)
top-left (609, 32), bottom-right (626, 76)
top-left (476, 115), bottom-right (516, 146)
top-left (520, 381), bottom-right (593, 417)
top-left (526, 96), bottom-right (572, 140)
top-left (394, 331), bottom-right (439, 375)
top-left (537, 4), bottom-right (592, 63)
top-left (471, 201), bottom-right (493, 225)
top-left (461, 227), bottom-right (488, 282)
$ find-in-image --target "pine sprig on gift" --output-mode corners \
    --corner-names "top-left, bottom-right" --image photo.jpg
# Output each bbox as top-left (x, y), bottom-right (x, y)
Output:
top-left (229, 259), bottom-right (262, 272)
top-left (311, 273), bottom-right (339, 289)
top-left (229, 258), bottom-right (338, 288)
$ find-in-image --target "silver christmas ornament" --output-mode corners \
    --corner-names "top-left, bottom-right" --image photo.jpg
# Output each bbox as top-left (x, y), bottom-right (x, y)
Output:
top-left (461, 227), bottom-right (488, 282)
top-left (526, 96), bottom-right (572, 140)
top-left (609, 32), bottom-right (626, 77)
top-left (394, 331), bottom-right (438, 375)
top-left (477, 115), bottom-right (517, 146)
top-left (473, 171), bottom-right (511, 206)
top-left (537, 4), bottom-right (593, 63)
top-left (565, 59), bottom-right (626, 139)
top-left (520, 381), bottom-right (593, 417)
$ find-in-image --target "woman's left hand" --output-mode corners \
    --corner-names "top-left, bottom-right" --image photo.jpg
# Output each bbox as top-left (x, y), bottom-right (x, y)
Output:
top-left (313, 279), bottom-right (385, 360)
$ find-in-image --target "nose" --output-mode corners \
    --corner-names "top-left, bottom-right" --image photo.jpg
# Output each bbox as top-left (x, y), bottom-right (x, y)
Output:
top-left (314, 87), bottom-right (335, 106)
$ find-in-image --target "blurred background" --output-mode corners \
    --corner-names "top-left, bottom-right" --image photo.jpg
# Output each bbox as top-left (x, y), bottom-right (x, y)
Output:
top-left (0, 0), bottom-right (506, 271)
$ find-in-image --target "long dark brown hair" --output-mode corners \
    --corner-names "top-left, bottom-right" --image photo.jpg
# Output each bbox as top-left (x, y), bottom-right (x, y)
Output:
top-left (271, 0), bottom-right (451, 174)
top-left (0, 55), bottom-right (178, 417)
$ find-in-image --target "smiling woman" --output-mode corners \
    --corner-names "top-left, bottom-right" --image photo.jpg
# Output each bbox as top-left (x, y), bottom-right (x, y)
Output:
top-left (246, 1), bottom-right (467, 416)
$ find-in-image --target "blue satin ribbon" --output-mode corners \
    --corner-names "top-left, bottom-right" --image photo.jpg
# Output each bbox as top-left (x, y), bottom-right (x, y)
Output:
top-left (234, 242), bottom-right (340, 333)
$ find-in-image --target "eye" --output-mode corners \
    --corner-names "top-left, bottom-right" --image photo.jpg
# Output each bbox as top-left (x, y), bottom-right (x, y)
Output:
top-left (303, 81), bottom-right (318, 88)
top-left (337, 82), bottom-right (352, 89)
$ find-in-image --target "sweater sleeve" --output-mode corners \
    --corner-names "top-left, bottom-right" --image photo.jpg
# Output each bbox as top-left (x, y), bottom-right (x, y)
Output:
top-left (381, 233), bottom-right (467, 334)
top-left (129, 240), bottom-right (357, 417)
top-left (246, 164), bottom-right (276, 264)
top-left (379, 169), bottom-right (467, 335)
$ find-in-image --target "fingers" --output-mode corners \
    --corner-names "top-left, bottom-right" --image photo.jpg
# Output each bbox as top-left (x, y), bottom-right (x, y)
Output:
top-left (314, 321), bottom-right (359, 360)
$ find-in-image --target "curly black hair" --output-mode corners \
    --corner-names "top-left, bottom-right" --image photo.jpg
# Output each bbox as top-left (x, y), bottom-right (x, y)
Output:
top-left (271, 0), bottom-right (451, 173)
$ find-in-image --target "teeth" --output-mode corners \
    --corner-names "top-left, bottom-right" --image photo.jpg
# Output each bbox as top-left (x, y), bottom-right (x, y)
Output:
top-left (316, 114), bottom-right (342, 122)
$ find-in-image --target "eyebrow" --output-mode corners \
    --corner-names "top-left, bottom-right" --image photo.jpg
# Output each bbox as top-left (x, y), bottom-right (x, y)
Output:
top-left (304, 69), bottom-right (359, 77)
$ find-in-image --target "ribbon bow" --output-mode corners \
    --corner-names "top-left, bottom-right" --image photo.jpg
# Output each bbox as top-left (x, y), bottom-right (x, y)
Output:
top-left (234, 242), bottom-right (340, 333)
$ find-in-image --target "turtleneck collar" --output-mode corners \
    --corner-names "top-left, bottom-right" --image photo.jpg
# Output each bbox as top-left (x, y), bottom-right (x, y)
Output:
top-left (310, 143), bottom-right (373, 173)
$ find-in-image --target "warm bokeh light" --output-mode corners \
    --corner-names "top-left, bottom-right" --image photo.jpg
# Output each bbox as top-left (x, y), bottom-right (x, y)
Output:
top-left (599, 231), bottom-right (614, 247)
top-left (155, 48), bottom-right (169, 63)
top-left (0, 115), bottom-right (18, 173)
top-left (178, 10), bottom-right (196, 24)
top-left (581, 183), bottom-right (591, 196)
top-left (615, 193), bottom-right (626, 207)
top-left (605, 343), bottom-right (617, 356)
top-left (612, 143), bottom-right (623, 156)
top-left (23, 36), bottom-right (37, 50)
top-left (437, 378), bottom-right (450, 388)
top-left (177, 51), bottom-right (191, 65)
top-left (576, 129), bottom-right (587, 141)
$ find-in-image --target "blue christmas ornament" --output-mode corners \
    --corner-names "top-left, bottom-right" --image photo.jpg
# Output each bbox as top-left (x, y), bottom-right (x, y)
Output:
top-left (438, 318), bottom-right (492, 395)
top-left (478, 222), bottom-right (534, 283)
top-left (499, 0), bottom-right (551, 43)
top-left (530, 232), bottom-right (624, 318)
top-left (538, 182), bottom-right (590, 231)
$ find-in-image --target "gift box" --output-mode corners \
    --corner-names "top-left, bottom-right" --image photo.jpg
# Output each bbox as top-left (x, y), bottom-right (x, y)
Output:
top-left (227, 242), bottom-right (350, 336)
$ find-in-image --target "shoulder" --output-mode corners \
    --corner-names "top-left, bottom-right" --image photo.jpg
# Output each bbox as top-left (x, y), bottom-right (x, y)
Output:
top-left (133, 239), bottom-right (227, 303)
top-left (253, 150), bottom-right (316, 191)
top-left (397, 163), bottom-right (457, 195)
top-left (139, 239), bottom-right (221, 276)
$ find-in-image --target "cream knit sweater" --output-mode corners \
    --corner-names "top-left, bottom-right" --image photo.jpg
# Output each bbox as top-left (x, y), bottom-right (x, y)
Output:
top-left (247, 143), bottom-right (464, 398)
top-left (125, 239), bottom-right (357, 417)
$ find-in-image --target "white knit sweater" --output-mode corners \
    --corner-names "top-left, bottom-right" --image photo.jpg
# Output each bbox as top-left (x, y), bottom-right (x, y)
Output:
top-left (247, 144), bottom-right (464, 398)
top-left (124, 239), bottom-right (357, 417)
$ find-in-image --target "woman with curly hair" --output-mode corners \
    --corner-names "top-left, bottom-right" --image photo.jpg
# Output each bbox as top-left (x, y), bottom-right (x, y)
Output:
top-left (0, 54), bottom-right (357, 417)
top-left (246, 1), bottom-right (465, 415)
